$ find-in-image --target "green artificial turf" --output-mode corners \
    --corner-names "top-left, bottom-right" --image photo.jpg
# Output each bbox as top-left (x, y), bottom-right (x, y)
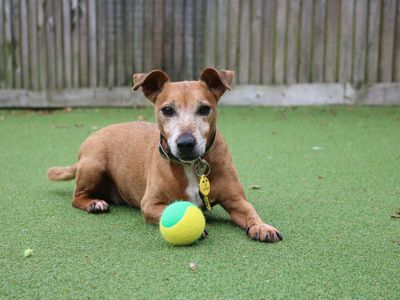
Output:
top-left (0, 107), bottom-right (399, 299)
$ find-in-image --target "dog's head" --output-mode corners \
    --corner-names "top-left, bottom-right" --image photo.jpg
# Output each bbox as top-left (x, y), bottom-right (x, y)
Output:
top-left (133, 67), bottom-right (234, 162)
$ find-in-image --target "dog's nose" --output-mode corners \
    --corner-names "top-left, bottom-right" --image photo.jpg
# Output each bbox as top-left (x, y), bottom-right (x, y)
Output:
top-left (177, 133), bottom-right (196, 154)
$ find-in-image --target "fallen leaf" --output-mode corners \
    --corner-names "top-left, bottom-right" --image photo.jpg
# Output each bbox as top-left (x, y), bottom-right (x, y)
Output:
top-left (24, 249), bottom-right (33, 258)
top-left (189, 262), bottom-right (196, 272)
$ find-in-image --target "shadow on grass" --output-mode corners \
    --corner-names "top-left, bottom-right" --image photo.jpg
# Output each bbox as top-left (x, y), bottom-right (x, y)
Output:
top-left (47, 187), bottom-right (237, 231)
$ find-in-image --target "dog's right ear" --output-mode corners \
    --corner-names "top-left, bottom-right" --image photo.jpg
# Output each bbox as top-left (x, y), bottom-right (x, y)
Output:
top-left (132, 70), bottom-right (170, 103)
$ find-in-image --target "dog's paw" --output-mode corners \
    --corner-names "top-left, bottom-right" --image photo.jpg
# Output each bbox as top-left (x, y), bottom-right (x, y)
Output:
top-left (246, 223), bottom-right (283, 243)
top-left (87, 200), bottom-right (110, 213)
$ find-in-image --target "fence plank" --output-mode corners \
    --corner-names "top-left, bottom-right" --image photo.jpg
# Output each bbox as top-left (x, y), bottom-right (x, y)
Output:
top-left (173, 0), bottom-right (184, 80)
top-left (115, 0), bottom-right (125, 85)
top-left (62, 0), bottom-right (71, 88)
top-left (312, 0), bottom-right (326, 83)
top-left (238, 0), bottom-right (250, 84)
top-left (133, 0), bottom-right (143, 73)
top-left (71, 0), bottom-right (79, 88)
top-left (163, 0), bottom-right (173, 75)
top-left (28, 0), bottom-right (39, 90)
top-left (124, 0), bottom-right (134, 77)
top-left (0, 0), bottom-right (4, 88)
top-left (54, 1), bottom-right (63, 89)
top-left (262, 0), bottom-right (276, 84)
top-left (324, 0), bottom-right (339, 83)
top-left (338, 0), bottom-right (354, 83)
top-left (153, 0), bottom-right (164, 69)
top-left (37, 0), bottom-right (47, 90)
top-left (97, 0), bottom-right (106, 86)
top-left (394, 0), bottom-right (400, 81)
top-left (299, 0), bottom-right (313, 83)
top-left (79, 0), bottom-right (88, 87)
top-left (274, 0), bottom-right (287, 84)
top-left (193, 0), bottom-right (205, 76)
top-left (352, 0), bottom-right (368, 84)
top-left (106, 0), bottom-right (115, 87)
top-left (216, 0), bottom-right (228, 70)
top-left (379, 0), bottom-right (396, 82)
top-left (286, 0), bottom-right (300, 84)
top-left (250, 0), bottom-right (263, 84)
top-left (12, 0), bottom-right (21, 88)
top-left (143, 0), bottom-right (154, 73)
top-left (183, 0), bottom-right (194, 79)
top-left (45, 0), bottom-right (56, 90)
top-left (20, 0), bottom-right (29, 88)
top-left (227, 0), bottom-right (239, 81)
top-left (204, 0), bottom-right (216, 68)
top-left (366, 0), bottom-right (381, 83)
top-left (88, 0), bottom-right (97, 87)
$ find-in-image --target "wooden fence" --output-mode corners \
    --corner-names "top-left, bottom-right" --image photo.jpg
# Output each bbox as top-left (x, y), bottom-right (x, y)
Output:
top-left (0, 0), bottom-right (400, 106)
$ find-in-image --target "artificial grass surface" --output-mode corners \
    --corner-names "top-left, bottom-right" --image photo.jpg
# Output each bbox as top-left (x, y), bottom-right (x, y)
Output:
top-left (0, 106), bottom-right (399, 299)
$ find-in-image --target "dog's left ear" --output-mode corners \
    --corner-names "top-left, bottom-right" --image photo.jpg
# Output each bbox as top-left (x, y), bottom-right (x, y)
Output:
top-left (132, 70), bottom-right (170, 103)
top-left (199, 67), bottom-right (234, 99)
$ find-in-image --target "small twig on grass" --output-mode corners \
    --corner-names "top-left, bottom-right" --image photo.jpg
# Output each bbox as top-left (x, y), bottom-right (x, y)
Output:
top-left (250, 185), bottom-right (261, 190)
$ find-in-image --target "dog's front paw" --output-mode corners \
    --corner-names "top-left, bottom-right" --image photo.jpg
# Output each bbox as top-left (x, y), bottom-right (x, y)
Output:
top-left (246, 223), bottom-right (283, 243)
top-left (87, 200), bottom-right (110, 213)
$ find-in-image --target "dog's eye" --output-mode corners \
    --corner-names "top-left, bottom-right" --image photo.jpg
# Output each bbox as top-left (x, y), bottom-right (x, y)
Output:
top-left (197, 105), bottom-right (211, 116)
top-left (161, 107), bottom-right (175, 117)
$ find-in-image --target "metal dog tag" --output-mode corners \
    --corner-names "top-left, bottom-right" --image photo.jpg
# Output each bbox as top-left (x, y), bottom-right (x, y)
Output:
top-left (194, 159), bottom-right (210, 176)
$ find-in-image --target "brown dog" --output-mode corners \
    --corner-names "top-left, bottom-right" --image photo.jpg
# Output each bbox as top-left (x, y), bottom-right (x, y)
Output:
top-left (48, 67), bottom-right (282, 243)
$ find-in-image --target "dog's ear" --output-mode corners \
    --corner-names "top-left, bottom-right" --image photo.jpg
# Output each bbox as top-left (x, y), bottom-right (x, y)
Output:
top-left (199, 67), bottom-right (234, 99)
top-left (132, 70), bottom-right (170, 103)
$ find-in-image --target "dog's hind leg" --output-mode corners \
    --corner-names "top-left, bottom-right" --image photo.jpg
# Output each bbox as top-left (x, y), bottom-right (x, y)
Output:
top-left (72, 158), bottom-right (110, 213)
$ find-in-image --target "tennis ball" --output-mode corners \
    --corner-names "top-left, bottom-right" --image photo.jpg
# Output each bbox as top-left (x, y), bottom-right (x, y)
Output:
top-left (160, 201), bottom-right (205, 246)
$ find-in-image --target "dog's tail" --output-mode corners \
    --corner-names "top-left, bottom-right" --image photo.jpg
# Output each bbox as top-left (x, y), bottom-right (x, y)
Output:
top-left (47, 164), bottom-right (77, 181)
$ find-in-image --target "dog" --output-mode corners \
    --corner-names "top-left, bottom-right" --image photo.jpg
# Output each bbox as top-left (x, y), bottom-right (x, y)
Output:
top-left (47, 67), bottom-right (282, 243)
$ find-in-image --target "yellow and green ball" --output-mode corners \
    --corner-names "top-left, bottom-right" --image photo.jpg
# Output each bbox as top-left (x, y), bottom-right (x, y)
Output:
top-left (160, 201), bottom-right (205, 246)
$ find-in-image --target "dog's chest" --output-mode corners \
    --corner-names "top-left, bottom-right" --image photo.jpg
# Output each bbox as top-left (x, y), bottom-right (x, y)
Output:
top-left (183, 166), bottom-right (203, 207)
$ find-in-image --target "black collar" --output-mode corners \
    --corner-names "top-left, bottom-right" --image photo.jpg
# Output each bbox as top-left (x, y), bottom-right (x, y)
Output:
top-left (158, 130), bottom-right (216, 166)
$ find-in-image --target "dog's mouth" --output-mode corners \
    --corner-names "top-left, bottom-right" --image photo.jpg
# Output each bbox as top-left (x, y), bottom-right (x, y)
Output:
top-left (176, 153), bottom-right (201, 162)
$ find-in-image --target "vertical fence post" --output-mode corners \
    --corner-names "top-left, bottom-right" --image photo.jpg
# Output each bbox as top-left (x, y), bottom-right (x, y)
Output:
top-left (379, 0), bottom-right (396, 83)
top-left (325, 0), bottom-right (339, 83)
top-left (366, 0), bottom-right (381, 83)
top-left (262, 0), bottom-right (276, 84)
top-left (238, 0), bottom-right (250, 84)
top-left (0, 0), bottom-right (4, 89)
top-left (88, 0), bottom-right (97, 87)
top-left (250, 0), bottom-right (263, 84)
top-left (286, 0), bottom-right (301, 84)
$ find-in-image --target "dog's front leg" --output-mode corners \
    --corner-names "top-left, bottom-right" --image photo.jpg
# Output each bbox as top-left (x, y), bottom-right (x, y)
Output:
top-left (218, 189), bottom-right (283, 243)
top-left (141, 198), bottom-right (167, 224)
